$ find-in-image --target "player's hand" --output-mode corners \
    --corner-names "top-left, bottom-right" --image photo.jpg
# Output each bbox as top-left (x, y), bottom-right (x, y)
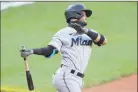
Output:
top-left (69, 23), bottom-right (88, 34)
top-left (20, 46), bottom-right (34, 58)
top-left (69, 23), bottom-right (84, 33)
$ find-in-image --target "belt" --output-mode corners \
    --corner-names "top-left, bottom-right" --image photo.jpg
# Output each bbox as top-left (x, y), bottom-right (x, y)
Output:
top-left (60, 64), bottom-right (84, 78)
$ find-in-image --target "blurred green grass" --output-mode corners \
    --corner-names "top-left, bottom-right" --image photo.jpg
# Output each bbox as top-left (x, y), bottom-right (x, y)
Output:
top-left (1, 2), bottom-right (137, 92)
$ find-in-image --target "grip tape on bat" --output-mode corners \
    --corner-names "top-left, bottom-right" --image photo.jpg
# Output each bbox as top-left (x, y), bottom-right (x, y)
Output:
top-left (26, 71), bottom-right (34, 91)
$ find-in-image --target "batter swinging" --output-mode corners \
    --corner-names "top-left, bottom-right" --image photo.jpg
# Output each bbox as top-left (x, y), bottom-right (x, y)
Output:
top-left (20, 3), bottom-right (107, 92)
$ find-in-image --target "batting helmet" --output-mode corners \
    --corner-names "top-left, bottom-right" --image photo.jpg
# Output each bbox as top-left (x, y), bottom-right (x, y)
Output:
top-left (65, 4), bottom-right (92, 23)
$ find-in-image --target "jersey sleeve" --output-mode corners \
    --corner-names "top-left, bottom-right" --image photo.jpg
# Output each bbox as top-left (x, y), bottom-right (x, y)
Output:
top-left (48, 31), bottom-right (63, 51)
top-left (90, 28), bottom-right (98, 33)
top-left (89, 28), bottom-right (107, 46)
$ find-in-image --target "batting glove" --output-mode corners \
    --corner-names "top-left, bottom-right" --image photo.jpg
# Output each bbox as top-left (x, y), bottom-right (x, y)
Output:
top-left (20, 46), bottom-right (34, 58)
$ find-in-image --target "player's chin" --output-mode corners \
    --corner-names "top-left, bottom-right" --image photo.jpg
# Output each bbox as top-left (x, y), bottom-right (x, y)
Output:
top-left (83, 21), bottom-right (87, 26)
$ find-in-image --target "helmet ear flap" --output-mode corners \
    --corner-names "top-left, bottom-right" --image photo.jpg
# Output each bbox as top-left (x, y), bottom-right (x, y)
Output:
top-left (65, 11), bottom-right (84, 23)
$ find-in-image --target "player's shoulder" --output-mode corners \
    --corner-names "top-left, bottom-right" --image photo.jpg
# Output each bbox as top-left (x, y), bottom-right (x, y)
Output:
top-left (56, 27), bottom-right (76, 35)
top-left (59, 27), bottom-right (76, 33)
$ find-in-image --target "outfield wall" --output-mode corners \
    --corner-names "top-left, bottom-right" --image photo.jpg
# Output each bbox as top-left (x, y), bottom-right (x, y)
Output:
top-left (1, 2), bottom-right (34, 11)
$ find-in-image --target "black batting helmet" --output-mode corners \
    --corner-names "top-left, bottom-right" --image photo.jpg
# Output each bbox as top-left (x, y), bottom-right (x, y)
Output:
top-left (65, 4), bottom-right (92, 23)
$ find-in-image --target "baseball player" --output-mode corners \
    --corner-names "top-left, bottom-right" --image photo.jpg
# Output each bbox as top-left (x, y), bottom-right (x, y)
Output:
top-left (20, 4), bottom-right (107, 92)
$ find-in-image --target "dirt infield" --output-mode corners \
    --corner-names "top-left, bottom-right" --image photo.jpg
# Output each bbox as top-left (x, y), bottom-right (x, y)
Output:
top-left (83, 74), bottom-right (137, 92)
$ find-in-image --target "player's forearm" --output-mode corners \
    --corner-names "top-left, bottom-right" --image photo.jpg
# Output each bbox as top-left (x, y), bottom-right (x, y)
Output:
top-left (85, 29), bottom-right (107, 46)
top-left (33, 45), bottom-right (58, 57)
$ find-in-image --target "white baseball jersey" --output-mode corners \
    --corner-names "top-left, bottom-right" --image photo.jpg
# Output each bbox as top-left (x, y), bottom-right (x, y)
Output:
top-left (49, 27), bottom-right (97, 73)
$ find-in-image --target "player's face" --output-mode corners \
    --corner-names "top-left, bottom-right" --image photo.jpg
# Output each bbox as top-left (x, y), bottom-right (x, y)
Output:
top-left (82, 11), bottom-right (87, 20)
top-left (79, 11), bottom-right (87, 26)
top-left (80, 11), bottom-right (87, 21)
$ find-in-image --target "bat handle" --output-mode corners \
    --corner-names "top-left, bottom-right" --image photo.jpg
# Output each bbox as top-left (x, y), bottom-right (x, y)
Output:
top-left (24, 57), bottom-right (27, 61)
top-left (24, 58), bottom-right (30, 71)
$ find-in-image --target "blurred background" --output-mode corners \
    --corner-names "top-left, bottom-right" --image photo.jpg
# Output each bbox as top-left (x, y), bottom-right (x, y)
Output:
top-left (1, 2), bottom-right (137, 92)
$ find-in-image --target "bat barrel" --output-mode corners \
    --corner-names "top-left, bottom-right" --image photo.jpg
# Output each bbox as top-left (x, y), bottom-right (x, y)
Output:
top-left (26, 70), bottom-right (34, 91)
top-left (23, 58), bottom-right (34, 91)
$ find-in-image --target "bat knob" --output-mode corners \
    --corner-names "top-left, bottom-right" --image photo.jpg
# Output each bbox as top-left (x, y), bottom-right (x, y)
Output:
top-left (20, 45), bottom-right (25, 52)
top-left (24, 58), bottom-right (27, 61)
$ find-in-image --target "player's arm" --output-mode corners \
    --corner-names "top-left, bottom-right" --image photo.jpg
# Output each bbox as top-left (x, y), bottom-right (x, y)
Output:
top-left (20, 31), bottom-right (63, 58)
top-left (20, 45), bottom-right (58, 59)
top-left (85, 29), bottom-right (107, 46)
top-left (32, 45), bottom-right (58, 58)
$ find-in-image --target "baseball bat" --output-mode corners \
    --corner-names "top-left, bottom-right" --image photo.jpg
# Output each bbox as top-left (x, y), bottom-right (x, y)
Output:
top-left (21, 46), bottom-right (34, 91)
top-left (24, 57), bottom-right (34, 91)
